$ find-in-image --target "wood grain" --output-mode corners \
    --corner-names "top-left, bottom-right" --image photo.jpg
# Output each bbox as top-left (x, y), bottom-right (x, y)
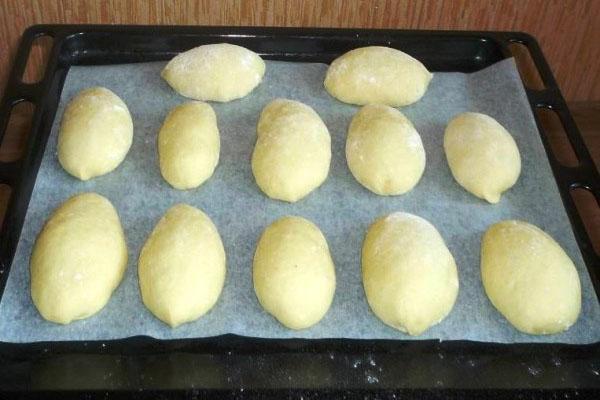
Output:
top-left (0, 0), bottom-right (599, 101)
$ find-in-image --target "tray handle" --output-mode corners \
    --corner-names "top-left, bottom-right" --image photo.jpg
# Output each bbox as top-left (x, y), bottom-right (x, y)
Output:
top-left (0, 26), bottom-right (57, 184)
top-left (0, 26), bottom-right (59, 280)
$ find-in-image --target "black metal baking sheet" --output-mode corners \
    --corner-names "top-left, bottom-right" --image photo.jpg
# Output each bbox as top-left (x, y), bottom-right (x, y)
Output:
top-left (0, 25), bottom-right (598, 398)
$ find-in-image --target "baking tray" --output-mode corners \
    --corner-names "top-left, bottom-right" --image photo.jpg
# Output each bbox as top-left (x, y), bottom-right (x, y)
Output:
top-left (0, 25), bottom-right (598, 398)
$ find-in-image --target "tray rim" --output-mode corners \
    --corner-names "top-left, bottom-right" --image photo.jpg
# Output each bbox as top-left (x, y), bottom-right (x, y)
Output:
top-left (0, 24), bottom-right (598, 396)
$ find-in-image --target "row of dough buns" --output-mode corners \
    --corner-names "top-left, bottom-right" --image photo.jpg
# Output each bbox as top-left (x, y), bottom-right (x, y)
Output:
top-left (31, 192), bottom-right (581, 336)
top-left (161, 43), bottom-right (434, 106)
top-left (58, 87), bottom-right (522, 204)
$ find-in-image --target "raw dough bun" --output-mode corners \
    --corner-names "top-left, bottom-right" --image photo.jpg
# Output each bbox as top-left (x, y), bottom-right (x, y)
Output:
top-left (158, 101), bottom-right (220, 190)
top-left (324, 46), bottom-right (433, 107)
top-left (444, 112), bottom-right (521, 203)
top-left (253, 216), bottom-right (336, 329)
top-left (30, 193), bottom-right (128, 324)
top-left (58, 87), bottom-right (133, 180)
top-left (251, 99), bottom-right (331, 202)
top-left (346, 104), bottom-right (426, 195)
top-left (481, 220), bottom-right (581, 335)
top-left (161, 43), bottom-right (265, 102)
top-left (138, 204), bottom-right (226, 328)
top-left (362, 212), bottom-right (459, 335)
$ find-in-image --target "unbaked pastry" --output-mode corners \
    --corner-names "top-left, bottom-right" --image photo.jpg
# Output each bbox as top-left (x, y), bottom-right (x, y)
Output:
top-left (253, 216), bottom-right (336, 329)
top-left (362, 212), bottom-right (459, 335)
top-left (158, 101), bottom-right (220, 190)
top-left (138, 204), bottom-right (226, 328)
top-left (324, 46), bottom-right (433, 106)
top-left (444, 112), bottom-right (521, 203)
top-left (346, 104), bottom-right (425, 195)
top-left (161, 43), bottom-right (265, 102)
top-left (481, 220), bottom-right (581, 334)
top-left (251, 99), bottom-right (331, 202)
top-left (58, 87), bottom-right (133, 180)
top-left (30, 192), bottom-right (128, 324)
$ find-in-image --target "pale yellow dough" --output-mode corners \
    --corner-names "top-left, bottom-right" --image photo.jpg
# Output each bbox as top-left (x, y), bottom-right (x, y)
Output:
top-left (30, 192), bottom-right (128, 324)
top-left (481, 220), bottom-right (581, 335)
top-left (158, 101), bottom-right (220, 190)
top-left (161, 43), bottom-right (265, 102)
top-left (324, 46), bottom-right (433, 106)
top-left (58, 87), bottom-right (133, 180)
top-left (346, 104), bottom-right (426, 195)
top-left (362, 212), bottom-right (459, 335)
top-left (138, 204), bottom-right (226, 328)
top-left (253, 216), bottom-right (336, 329)
top-left (251, 99), bottom-right (331, 202)
top-left (444, 112), bottom-right (521, 203)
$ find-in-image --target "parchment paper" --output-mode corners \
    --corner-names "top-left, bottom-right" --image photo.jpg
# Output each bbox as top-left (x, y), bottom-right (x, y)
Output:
top-left (0, 58), bottom-right (598, 344)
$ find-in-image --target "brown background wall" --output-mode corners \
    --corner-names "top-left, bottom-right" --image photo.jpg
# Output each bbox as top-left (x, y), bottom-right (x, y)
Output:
top-left (0, 0), bottom-right (599, 101)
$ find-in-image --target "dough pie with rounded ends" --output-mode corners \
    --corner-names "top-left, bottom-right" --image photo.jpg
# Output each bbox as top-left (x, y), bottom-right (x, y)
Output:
top-left (253, 216), bottom-right (336, 330)
top-left (138, 204), bottom-right (226, 328)
top-left (251, 99), bottom-right (331, 202)
top-left (481, 220), bottom-right (581, 335)
top-left (346, 104), bottom-right (426, 195)
top-left (161, 43), bottom-right (265, 102)
top-left (362, 212), bottom-right (459, 336)
top-left (30, 192), bottom-right (128, 324)
top-left (158, 101), bottom-right (220, 190)
top-left (444, 112), bottom-right (521, 203)
top-left (324, 46), bottom-right (433, 107)
top-left (58, 87), bottom-right (133, 180)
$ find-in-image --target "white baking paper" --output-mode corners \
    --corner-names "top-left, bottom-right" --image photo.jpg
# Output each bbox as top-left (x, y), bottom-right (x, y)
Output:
top-left (0, 58), bottom-right (598, 343)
